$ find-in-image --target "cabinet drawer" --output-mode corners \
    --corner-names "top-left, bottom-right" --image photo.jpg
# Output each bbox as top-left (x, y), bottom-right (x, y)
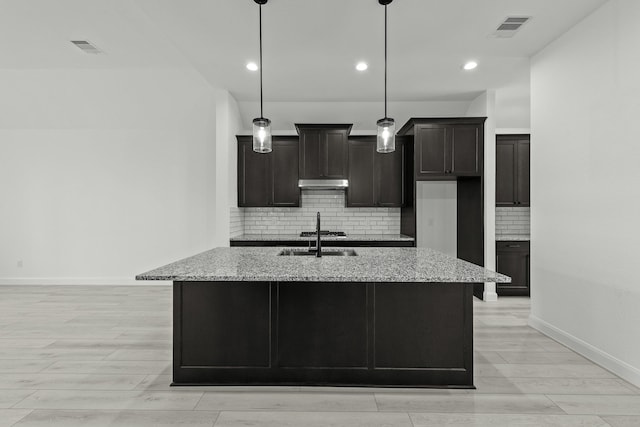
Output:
top-left (496, 241), bottom-right (529, 252)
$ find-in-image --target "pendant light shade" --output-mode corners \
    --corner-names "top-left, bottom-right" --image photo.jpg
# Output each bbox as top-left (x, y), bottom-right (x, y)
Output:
top-left (376, 117), bottom-right (395, 153)
top-left (376, 0), bottom-right (395, 153)
top-left (252, 117), bottom-right (272, 153)
top-left (252, 0), bottom-right (272, 153)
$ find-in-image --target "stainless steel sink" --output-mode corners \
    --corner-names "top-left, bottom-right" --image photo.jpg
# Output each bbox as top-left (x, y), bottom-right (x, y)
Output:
top-left (278, 249), bottom-right (358, 257)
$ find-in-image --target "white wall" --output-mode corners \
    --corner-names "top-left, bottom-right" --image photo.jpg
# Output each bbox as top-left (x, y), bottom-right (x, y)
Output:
top-left (416, 182), bottom-right (457, 257)
top-left (495, 66), bottom-right (531, 130)
top-left (0, 68), bottom-right (218, 284)
top-left (466, 91), bottom-right (498, 302)
top-left (213, 89), bottom-right (242, 247)
top-left (530, 0), bottom-right (640, 387)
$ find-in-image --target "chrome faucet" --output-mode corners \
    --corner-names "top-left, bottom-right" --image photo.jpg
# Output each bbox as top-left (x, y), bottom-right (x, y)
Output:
top-left (316, 212), bottom-right (322, 257)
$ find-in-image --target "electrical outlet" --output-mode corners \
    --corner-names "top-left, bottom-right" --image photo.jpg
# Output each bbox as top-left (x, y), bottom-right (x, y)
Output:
top-left (17, 260), bottom-right (23, 268)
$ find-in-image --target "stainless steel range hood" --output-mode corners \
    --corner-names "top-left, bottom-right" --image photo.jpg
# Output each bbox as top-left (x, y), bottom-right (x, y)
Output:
top-left (298, 179), bottom-right (349, 190)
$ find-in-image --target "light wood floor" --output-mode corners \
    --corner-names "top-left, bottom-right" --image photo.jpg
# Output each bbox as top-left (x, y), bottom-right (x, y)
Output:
top-left (0, 285), bottom-right (638, 426)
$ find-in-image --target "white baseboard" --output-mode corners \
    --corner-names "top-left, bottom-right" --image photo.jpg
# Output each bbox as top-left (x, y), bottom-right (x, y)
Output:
top-left (0, 277), bottom-right (171, 286)
top-left (482, 282), bottom-right (498, 302)
top-left (529, 315), bottom-right (640, 389)
top-left (483, 290), bottom-right (499, 302)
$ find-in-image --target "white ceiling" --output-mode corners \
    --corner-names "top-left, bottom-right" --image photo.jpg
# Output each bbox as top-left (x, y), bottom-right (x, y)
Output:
top-left (0, 0), bottom-right (608, 130)
top-left (1, 0), bottom-right (607, 102)
top-left (138, 0), bottom-right (609, 103)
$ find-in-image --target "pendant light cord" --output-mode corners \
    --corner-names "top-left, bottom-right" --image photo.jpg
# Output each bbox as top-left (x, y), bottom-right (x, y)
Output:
top-left (259, 4), bottom-right (264, 119)
top-left (384, 4), bottom-right (387, 119)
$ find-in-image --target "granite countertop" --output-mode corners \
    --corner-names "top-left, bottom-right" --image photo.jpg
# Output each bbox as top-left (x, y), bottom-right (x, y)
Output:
top-left (496, 235), bottom-right (531, 241)
top-left (230, 234), bottom-right (415, 242)
top-left (137, 247), bottom-right (510, 283)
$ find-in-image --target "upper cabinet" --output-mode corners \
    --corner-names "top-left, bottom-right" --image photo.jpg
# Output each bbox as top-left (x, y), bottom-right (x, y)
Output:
top-left (346, 139), bottom-right (375, 207)
top-left (296, 124), bottom-right (351, 179)
top-left (376, 138), bottom-right (406, 207)
top-left (237, 137), bottom-right (270, 207)
top-left (346, 137), bottom-right (405, 208)
top-left (271, 138), bottom-right (301, 206)
top-left (496, 135), bottom-right (530, 207)
top-left (397, 118), bottom-right (485, 180)
top-left (237, 136), bottom-right (300, 207)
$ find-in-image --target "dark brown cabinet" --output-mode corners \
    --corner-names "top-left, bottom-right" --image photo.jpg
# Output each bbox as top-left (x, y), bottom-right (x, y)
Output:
top-left (496, 241), bottom-right (530, 296)
top-left (237, 137), bottom-right (270, 207)
top-left (237, 136), bottom-right (300, 207)
top-left (271, 139), bottom-right (300, 206)
top-left (347, 139), bottom-right (375, 206)
top-left (397, 118), bottom-right (486, 298)
top-left (413, 123), bottom-right (482, 179)
top-left (377, 139), bottom-right (405, 207)
top-left (296, 124), bottom-right (351, 179)
top-left (346, 138), bottom-right (404, 208)
top-left (496, 135), bottom-right (530, 207)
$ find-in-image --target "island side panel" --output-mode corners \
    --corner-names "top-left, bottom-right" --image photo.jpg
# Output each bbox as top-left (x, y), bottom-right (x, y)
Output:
top-left (373, 282), bottom-right (474, 386)
top-left (173, 281), bottom-right (272, 385)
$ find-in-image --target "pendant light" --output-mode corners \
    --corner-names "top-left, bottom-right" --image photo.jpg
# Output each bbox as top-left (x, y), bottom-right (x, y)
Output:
top-left (377, 0), bottom-right (395, 153)
top-left (252, 0), bottom-right (272, 153)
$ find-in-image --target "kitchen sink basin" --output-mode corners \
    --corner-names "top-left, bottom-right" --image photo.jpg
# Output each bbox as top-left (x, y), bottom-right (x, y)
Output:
top-left (278, 249), bottom-right (358, 257)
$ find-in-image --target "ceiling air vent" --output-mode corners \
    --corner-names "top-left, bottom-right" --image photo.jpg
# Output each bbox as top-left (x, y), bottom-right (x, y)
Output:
top-left (491, 17), bottom-right (531, 38)
top-left (71, 40), bottom-right (103, 54)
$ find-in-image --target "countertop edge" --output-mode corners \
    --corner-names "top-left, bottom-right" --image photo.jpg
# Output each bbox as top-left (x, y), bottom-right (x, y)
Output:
top-left (230, 234), bottom-right (415, 242)
top-left (136, 276), bottom-right (510, 283)
top-left (136, 247), bottom-right (511, 284)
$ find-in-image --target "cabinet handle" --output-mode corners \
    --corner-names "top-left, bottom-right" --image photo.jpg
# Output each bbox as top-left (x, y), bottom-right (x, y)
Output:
top-left (507, 244), bottom-right (521, 248)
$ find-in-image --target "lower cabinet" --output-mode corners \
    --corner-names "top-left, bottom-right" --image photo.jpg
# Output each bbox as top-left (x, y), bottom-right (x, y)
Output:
top-left (496, 241), bottom-right (530, 296)
top-left (174, 280), bottom-right (473, 387)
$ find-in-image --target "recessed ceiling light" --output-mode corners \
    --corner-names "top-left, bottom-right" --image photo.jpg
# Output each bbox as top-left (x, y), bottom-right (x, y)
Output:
top-left (463, 61), bottom-right (478, 71)
top-left (246, 62), bottom-right (259, 71)
top-left (356, 62), bottom-right (368, 71)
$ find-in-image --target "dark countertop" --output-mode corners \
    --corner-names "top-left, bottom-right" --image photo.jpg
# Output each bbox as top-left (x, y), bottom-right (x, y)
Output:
top-left (136, 247), bottom-right (510, 283)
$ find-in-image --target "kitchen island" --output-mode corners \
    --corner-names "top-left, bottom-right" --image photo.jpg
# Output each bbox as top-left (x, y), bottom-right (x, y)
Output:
top-left (137, 247), bottom-right (509, 388)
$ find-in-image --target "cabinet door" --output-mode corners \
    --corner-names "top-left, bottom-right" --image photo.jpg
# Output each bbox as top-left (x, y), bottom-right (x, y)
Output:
top-left (272, 139), bottom-right (300, 207)
top-left (415, 126), bottom-right (447, 177)
top-left (299, 129), bottom-right (322, 179)
top-left (496, 242), bottom-right (530, 296)
top-left (496, 141), bottom-right (517, 206)
top-left (347, 140), bottom-right (376, 207)
top-left (376, 139), bottom-right (405, 207)
top-left (451, 125), bottom-right (480, 175)
top-left (238, 139), bottom-right (271, 207)
top-left (516, 140), bottom-right (530, 206)
top-left (180, 282), bottom-right (271, 367)
top-left (323, 130), bottom-right (348, 178)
